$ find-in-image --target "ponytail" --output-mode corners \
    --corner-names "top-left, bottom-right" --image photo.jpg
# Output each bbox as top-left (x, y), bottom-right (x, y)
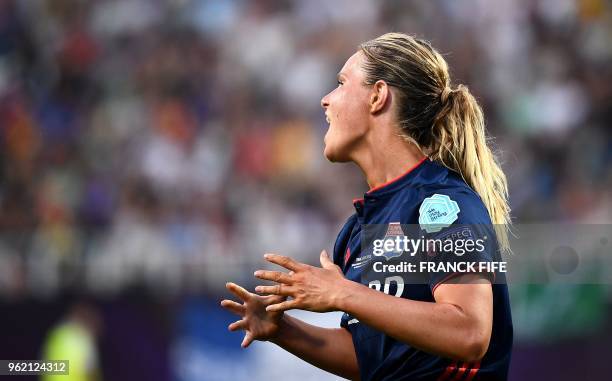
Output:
top-left (431, 85), bottom-right (511, 252)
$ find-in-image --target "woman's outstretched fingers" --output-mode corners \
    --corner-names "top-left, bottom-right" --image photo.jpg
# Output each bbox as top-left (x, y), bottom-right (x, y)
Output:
top-left (228, 319), bottom-right (248, 332)
top-left (266, 300), bottom-right (298, 313)
top-left (255, 284), bottom-right (294, 296)
top-left (263, 294), bottom-right (287, 305)
top-left (253, 270), bottom-right (293, 284)
top-left (220, 299), bottom-right (245, 316)
top-left (241, 332), bottom-right (254, 348)
top-left (226, 282), bottom-right (251, 301)
top-left (263, 253), bottom-right (303, 271)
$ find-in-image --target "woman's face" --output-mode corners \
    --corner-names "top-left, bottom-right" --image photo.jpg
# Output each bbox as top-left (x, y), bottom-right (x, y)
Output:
top-left (321, 52), bottom-right (372, 162)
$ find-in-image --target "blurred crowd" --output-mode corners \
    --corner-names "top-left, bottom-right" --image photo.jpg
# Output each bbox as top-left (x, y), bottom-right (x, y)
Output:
top-left (0, 0), bottom-right (611, 299)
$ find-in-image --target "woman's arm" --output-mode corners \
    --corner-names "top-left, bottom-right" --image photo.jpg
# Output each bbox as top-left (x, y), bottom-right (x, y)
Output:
top-left (337, 274), bottom-right (492, 362)
top-left (271, 315), bottom-right (360, 380)
top-left (221, 282), bottom-right (360, 380)
top-left (255, 251), bottom-right (492, 363)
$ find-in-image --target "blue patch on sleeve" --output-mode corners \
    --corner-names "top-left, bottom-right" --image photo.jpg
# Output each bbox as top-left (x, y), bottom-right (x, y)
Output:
top-left (418, 194), bottom-right (460, 233)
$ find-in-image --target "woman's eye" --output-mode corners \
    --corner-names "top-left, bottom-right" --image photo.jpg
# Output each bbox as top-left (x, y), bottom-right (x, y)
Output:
top-left (337, 80), bottom-right (344, 87)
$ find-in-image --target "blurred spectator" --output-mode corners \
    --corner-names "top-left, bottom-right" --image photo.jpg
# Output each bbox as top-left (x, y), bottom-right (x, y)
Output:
top-left (41, 302), bottom-right (102, 381)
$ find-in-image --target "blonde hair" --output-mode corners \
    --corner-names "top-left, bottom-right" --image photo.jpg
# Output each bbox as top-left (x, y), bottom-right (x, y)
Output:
top-left (359, 33), bottom-right (511, 252)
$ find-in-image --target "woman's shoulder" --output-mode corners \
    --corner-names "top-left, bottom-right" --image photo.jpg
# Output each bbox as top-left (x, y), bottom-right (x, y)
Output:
top-left (406, 163), bottom-right (491, 224)
top-left (416, 176), bottom-right (492, 226)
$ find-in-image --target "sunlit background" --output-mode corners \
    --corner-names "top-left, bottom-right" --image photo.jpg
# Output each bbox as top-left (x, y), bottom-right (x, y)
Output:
top-left (0, 0), bottom-right (611, 380)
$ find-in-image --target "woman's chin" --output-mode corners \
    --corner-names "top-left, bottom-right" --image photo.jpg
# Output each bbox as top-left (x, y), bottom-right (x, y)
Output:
top-left (323, 144), bottom-right (349, 163)
top-left (323, 144), bottom-right (337, 162)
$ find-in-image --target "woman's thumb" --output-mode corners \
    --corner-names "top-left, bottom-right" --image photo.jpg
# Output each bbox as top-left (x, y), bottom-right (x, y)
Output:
top-left (319, 250), bottom-right (333, 268)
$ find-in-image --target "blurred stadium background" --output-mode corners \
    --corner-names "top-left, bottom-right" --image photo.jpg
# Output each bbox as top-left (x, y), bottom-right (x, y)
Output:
top-left (0, 0), bottom-right (610, 380)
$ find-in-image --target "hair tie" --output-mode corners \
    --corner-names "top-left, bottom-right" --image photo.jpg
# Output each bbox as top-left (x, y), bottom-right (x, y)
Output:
top-left (440, 86), bottom-right (452, 104)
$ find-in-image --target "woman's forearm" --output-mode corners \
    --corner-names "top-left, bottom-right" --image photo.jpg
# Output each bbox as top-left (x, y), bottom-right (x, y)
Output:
top-left (336, 280), bottom-right (490, 362)
top-left (270, 314), bottom-right (360, 380)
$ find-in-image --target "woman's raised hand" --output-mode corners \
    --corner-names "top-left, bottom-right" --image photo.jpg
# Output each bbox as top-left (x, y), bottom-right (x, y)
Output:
top-left (253, 250), bottom-right (348, 313)
top-left (220, 282), bottom-right (286, 348)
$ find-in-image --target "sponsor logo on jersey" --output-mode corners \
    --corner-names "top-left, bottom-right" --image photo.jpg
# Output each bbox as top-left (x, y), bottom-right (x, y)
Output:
top-left (351, 254), bottom-right (373, 269)
top-left (419, 194), bottom-right (460, 233)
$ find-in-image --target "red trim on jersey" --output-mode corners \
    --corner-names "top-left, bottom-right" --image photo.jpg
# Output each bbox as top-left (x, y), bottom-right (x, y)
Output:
top-left (437, 361), bottom-right (458, 381)
top-left (439, 361), bottom-right (480, 381)
top-left (451, 362), bottom-right (469, 380)
top-left (464, 361), bottom-right (481, 381)
top-left (366, 156), bottom-right (427, 194)
top-left (344, 247), bottom-right (351, 265)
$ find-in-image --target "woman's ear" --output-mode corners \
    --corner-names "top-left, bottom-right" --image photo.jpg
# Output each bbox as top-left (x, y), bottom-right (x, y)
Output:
top-left (369, 80), bottom-right (390, 114)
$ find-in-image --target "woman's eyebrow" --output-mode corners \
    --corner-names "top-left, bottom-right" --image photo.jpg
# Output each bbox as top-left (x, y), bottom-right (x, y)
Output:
top-left (337, 72), bottom-right (346, 81)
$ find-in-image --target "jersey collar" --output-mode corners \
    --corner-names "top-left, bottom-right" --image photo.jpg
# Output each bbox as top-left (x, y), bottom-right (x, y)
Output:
top-left (353, 156), bottom-right (428, 208)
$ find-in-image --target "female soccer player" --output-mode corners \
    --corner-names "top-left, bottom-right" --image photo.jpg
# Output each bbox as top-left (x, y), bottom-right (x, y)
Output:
top-left (221, 33), bottom-right (512, 381)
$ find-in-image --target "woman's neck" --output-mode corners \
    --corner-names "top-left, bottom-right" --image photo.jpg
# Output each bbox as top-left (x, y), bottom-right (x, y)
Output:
top-left (352, 136), bottom-right (426, 191)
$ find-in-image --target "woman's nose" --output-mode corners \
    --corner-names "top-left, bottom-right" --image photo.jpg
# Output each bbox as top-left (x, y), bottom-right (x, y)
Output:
top-left (321, 94), bottom-right (330, 109)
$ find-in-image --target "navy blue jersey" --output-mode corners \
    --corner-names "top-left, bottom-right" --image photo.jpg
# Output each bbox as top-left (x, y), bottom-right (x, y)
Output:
top-left (333, 158), bottom-right (512, 381)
